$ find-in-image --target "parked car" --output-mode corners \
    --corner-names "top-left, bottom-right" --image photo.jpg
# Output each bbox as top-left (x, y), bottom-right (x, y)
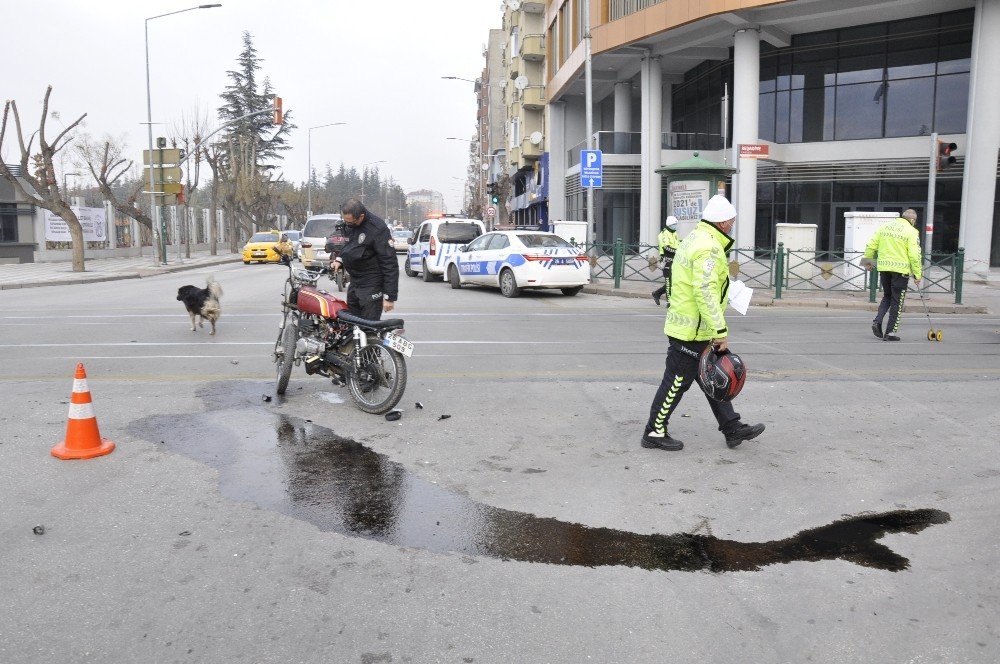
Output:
top-left (443, 231), bottom-right (590, 297)
top-left (405, 215), bottom-right (485, 281)
top-left (391, 229), bottom-right (413, 253)
top-left (299, 214), bottom-right (344, 269)
top-left (242, 230), bottom-right (283, 264)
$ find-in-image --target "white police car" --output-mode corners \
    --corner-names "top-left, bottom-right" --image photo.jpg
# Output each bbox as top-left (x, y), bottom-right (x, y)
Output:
top-left (405, 215), bottom-right (486, 281)
top-left (443, 231), bottom-right (590, 297)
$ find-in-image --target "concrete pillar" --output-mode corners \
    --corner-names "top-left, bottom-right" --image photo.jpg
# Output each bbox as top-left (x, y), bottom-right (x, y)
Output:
top-left (732, 27), bottom-right (760, 250)
top-left (614, 81), bottom-right (632, 133)
top-left (548, 102), bottom-right (567, 222)
top-left (959, 0), bottom-right (1000, 276)
top-left (640, 55), bottom-right (662, 245)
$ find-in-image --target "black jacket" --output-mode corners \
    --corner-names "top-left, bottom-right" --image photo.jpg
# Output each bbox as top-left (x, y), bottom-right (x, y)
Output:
top-left (327, 213), bottom-right (399, 301)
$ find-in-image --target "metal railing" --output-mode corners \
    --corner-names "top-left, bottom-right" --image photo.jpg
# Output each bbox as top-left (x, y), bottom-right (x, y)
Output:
top-left (609, 0), bottom-right (665, 21)
top-left (568, 132), bottom-right (642, 165)
top-left (581, 238), bottom-right (965, 304)
top-left (662, 132), bottom-right (725, 151)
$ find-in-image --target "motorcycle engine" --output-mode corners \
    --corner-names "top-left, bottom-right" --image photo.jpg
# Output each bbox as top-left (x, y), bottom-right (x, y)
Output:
top-left (296, 336), bottom-right (326, 358)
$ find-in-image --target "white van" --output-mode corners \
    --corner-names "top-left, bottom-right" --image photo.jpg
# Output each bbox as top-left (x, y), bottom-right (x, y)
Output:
top-left (299, 214), bottom-right (344, 269)
top-left (405, 215), bottom-right (485, 281)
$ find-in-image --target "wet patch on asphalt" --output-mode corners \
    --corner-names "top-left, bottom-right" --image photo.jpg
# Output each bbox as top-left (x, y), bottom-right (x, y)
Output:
top-left (128, 382), bottom-right (950, 573)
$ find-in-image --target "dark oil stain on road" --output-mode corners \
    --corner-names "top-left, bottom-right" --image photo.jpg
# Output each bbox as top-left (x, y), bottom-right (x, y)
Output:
top-left (129, 388), bottom-right (949, 573)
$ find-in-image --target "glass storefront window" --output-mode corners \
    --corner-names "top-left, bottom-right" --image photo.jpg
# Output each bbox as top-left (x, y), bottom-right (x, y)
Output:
top-left (887, 49), bottom-right (937, 79)
top-left (934, 72), bottom-right (969, 133)
top-left (743, 9), bottom-right (973, 144)
top-left (834, 82), bottom-right (884, 139)
top-left (759, 92), bottom-right (776, 141)
top-left (885, 76), bottom-right (935, 137)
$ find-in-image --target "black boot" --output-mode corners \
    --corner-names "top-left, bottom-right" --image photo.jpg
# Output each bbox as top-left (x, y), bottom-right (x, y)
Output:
top-left (724, 423), bottom-right (765, 449)
top-left (651, 290), bottom-right (662, 306)
top-left (641, 429), bottom-right (683, 451)
top-left (872, 320), bottom-right (883, 338)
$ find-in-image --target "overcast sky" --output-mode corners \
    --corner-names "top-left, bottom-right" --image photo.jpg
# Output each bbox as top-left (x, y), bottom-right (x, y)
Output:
top-left (1, 0), bottom-right (502, 213)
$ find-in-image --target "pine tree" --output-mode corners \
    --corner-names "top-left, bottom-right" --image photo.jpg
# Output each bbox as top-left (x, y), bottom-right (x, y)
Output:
top-left (217, 31), bottom-right (295, 168)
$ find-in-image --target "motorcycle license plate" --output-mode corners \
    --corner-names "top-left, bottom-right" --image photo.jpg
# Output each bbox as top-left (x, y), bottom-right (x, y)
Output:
top-left (382, 332), bottom-right (413, 357)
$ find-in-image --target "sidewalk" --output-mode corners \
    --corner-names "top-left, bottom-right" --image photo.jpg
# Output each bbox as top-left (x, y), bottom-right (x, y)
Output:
top-left (583, 275), bottom-right (1000, 314)
top-left (0, 250), bottom-right (241, 290)
top-left (2, 251), bottom-right (997, 313)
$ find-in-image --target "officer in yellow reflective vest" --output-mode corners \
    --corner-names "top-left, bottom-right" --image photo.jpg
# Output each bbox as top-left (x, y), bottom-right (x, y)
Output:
top-left (651, 215), bottom-right (680, 306)
top-left (641, 195), bottom-right (765, 452)
top-left (863, 209), bottom-right (923, 341)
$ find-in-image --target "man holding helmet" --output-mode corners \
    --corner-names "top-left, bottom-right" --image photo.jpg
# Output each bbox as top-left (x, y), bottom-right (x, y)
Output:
top-left (641, 194), bottom-right (765, 452)
top-left (651, 215), bottom-right (680, 306)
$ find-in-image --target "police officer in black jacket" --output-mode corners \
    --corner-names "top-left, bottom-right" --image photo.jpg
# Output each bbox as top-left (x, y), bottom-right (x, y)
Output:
top-left (328, 198), bottom-right (399, 320)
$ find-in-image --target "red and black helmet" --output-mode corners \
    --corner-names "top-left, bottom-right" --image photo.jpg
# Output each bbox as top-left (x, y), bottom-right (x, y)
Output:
top-left (697, 347), bottom-right (747, 403)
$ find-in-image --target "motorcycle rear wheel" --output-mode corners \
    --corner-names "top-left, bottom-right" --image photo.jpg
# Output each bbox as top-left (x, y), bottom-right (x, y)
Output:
top-left (275, 316), bottom-right (297, 395)
top-left (347, 342), bottom-right (407, 414)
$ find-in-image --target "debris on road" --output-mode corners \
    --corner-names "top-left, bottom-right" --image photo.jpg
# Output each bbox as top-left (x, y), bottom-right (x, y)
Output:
top-left (385, 410), bottom-right (402, 422)
top-left (262, 395), bottom-right (272, 402)
top-left (437, 414), bottom-right (451, 421)
top-left (32, 525), bottom-right (45, 535)
top-left (415, 402), bottom-right (424, 409)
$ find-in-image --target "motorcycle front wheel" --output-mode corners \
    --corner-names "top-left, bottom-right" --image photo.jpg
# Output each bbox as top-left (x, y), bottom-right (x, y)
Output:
top-left (347, 342), bottom-right (407, 414)
top-left (275, 316), bottom-right (298, 395)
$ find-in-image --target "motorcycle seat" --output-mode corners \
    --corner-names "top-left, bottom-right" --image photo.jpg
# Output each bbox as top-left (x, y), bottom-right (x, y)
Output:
top-left (337, 311), bottom-right (404, 329)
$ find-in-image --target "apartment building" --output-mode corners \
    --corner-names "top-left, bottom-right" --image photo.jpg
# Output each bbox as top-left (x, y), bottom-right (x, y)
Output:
top-left (545, 0), bottom-right (999, 275)
top-left (503, 0), bottom-right (550, 226)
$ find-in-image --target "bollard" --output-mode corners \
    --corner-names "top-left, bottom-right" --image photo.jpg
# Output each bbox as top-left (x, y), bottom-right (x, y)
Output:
top-left (774, 243), bottom-right (784, 299)
top-left (955, 247), bottom-right (964, 305)
top-left (613, 237), bottom-right (624, 289)
top-left (869, 266), bottom-right (878, 303)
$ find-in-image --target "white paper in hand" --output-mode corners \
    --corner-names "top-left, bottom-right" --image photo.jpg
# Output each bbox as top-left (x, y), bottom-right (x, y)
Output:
top-left (728, 279), bottom-right (752, 315)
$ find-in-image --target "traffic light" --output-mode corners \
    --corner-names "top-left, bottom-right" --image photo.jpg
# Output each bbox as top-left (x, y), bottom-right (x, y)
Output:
top-left (487, 182), bottom-right (499, 204)
top-left (156, 136), bottom-right (167, 149)
top-left (273, 96), bottom-right (283, 125)
top-left (937, 141), bottom-right (957, 171)
top-left (491, 193), bottom-right (499, 205)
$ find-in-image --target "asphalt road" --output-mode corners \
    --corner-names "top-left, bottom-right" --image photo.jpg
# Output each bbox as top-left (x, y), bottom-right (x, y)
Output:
top-left (1, 258), bottom-right (998, 663)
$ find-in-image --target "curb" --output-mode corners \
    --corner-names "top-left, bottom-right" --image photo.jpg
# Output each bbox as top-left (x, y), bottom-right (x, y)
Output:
top-left (0, 257), bottom-right (240, 290)
top-left (580, 285), bottom-right (987, 314)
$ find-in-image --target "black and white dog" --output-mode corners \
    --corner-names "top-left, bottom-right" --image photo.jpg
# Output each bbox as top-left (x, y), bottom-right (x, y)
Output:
top-left (176, 278), bottom-right (223, 335)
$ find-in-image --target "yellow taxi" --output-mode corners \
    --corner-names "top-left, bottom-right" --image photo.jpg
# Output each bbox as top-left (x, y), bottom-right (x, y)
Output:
top-left (242, 230), bottom-right (285, 264)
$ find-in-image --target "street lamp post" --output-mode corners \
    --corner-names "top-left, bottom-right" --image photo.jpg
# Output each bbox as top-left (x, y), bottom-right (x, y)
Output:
top-left (145, 3), bottom-right (221, 265)
top-left (360, 160), bottom-right (387, 204)
top-left (307, 122), bottom-right (346, 218)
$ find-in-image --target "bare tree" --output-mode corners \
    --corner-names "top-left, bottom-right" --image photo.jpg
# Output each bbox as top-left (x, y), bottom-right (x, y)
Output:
top-left (202, 143), bottom-right (224, 255)
top-left (0, 87), bottom-right (87, 270)
top-left (77, 135), bottom-right (154, 239)
top-left (172, 108), bottom-right (210, 258)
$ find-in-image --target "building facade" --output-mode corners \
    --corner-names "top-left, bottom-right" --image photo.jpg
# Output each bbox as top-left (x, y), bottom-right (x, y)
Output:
top-left (545, 0), bottom-right (999, 275)
top-left (503, 0), bottom-right (550, 227)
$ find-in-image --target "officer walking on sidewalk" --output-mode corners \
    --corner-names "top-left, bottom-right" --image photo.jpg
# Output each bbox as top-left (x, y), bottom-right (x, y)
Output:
top-left (863, 208), bottom-right (922, 341)
top-left (651, 215), bottom-right (679, 306)
top-left (641, 195), bottom-right (765, 452)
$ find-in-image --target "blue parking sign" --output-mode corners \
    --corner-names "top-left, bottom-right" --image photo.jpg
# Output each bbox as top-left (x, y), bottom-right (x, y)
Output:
top-left (580, 149), bottom-right (602, 188)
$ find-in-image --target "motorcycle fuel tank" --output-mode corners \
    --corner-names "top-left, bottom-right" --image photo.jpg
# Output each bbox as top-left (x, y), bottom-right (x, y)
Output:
top-left (296, 286), bottom-right (348, 319)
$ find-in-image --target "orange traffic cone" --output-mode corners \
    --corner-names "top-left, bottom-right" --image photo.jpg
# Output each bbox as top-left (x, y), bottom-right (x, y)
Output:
top-left (51, 363), bottom-right (115, 460)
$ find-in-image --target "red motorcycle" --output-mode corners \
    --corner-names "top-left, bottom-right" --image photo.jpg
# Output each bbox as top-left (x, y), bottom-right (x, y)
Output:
top-left (274, 257), bottom-right (412, 414)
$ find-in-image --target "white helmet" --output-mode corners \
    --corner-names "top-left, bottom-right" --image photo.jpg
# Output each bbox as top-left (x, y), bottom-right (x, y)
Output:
top-left (665, 215), bottom-right (678, 230)
top-left (701, 195), bottom-right (737, 223)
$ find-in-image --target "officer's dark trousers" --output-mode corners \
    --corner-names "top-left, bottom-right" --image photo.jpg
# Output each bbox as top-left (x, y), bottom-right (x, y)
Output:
top-left (645, 337), bottom-right (741, 436)
top-left (347, 284), bottom-right (385, 321)
top-left (651, 265), bottom-right (672, 302)
top-left (875, 272), bottom-right (909, 335)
